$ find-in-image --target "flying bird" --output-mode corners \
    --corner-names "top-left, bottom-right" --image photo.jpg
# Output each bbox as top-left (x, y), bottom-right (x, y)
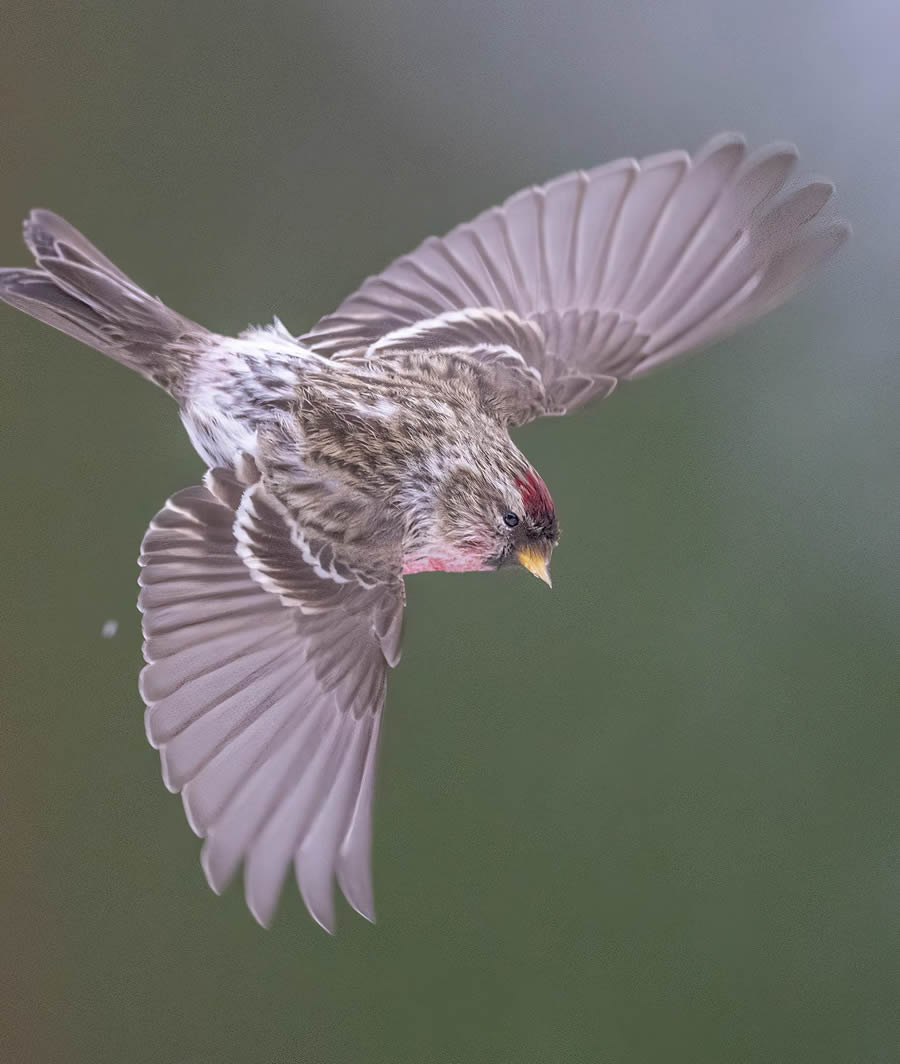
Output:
top-left (0, 133), bottom-right (849, 932)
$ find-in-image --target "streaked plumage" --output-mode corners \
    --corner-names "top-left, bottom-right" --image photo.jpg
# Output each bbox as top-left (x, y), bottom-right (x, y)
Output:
top-left (0, 133), bottom-right (849, 930)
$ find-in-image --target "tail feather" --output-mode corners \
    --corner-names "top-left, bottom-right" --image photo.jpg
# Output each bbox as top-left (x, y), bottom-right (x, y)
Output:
top-left (0, 210), bottom-right (206, 394)
top-left (24, 208), bottom-right (134, 282)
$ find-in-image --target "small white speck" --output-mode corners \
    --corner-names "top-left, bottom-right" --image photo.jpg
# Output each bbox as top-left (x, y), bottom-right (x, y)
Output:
top-left (101, 619), bottom-right (119, 639)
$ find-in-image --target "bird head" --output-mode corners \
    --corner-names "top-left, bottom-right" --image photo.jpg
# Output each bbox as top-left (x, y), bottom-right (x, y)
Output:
top-left (429, 458), bottom-right (558, 585)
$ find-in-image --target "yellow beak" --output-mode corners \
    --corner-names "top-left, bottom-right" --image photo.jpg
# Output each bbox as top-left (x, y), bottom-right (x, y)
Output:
top-left (517, 545), bottom-right (552, 587)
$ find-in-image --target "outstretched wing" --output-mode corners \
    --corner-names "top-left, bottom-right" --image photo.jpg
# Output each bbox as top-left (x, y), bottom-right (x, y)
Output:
top-left (299, 133), bottom-right (849, 418)
top-left (138, 463), bottom-right (404, 932)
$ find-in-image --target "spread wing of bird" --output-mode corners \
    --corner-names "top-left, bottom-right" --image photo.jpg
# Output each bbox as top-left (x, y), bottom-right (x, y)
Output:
top-left (299, 133), bottom-right (850, 421)
top-left (138, 459), bottom-right (405, 932)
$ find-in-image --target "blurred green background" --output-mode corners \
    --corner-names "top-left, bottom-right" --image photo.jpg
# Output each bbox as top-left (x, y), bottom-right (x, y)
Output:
top-left (1, 1), bottom-right (898, 1061)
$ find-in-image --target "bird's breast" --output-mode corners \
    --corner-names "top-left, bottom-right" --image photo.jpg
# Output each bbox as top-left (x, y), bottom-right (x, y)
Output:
top-left (402, 554), bottom-right (491, 575)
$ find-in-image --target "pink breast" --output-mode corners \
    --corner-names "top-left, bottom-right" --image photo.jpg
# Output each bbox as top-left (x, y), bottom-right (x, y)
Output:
top-left (403, 555), bottom-right (488, 575)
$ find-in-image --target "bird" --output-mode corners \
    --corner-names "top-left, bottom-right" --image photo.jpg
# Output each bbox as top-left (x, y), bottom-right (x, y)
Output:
top-left (0, 132), bottom-right (849, 932)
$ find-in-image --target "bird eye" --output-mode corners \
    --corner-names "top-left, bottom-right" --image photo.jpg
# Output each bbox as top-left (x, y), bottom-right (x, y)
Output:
top-left (503, 512), bottom-right (520, 528)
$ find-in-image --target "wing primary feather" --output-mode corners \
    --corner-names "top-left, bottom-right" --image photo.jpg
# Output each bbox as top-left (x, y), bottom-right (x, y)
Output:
top-left (182, 661), bottom-right (312, 836)
top-left (244, 708), bottom-right (348, 928)
top-left (566, 171), bottom-right (589, 307)
top-left (295, 715), bottom-right (374, 933)
top-left (336, 709), bottom-right (383, 923)
top-left (464, 222), bottom-right (518, 309)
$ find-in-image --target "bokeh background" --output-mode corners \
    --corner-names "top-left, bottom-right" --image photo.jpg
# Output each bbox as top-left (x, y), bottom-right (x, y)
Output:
top-left (1, 2), bottom-right (898, 1061)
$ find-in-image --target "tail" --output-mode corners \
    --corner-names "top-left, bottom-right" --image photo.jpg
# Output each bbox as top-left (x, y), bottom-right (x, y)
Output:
top-left (0, 210), bottom-right (208, 395)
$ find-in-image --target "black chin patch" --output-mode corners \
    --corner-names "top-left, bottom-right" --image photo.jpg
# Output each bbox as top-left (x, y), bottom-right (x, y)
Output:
top-left (486, 547), bottom-right (514, 570)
